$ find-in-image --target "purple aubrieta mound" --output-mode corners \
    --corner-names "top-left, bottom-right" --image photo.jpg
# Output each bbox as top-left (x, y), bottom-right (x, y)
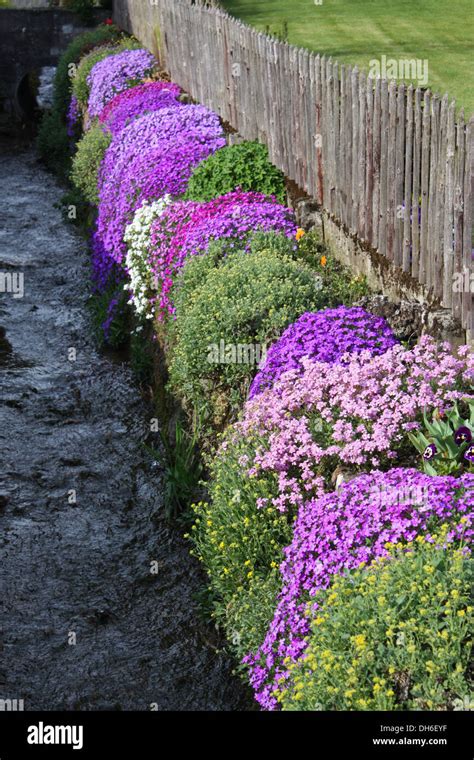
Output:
top-left (98, 80), bottom-right (182, 136)
top-left (249, 306), bottom-right (398, 398)
top-left (243, 468), bottom-right (474, 710)
top-left (87, 48), bottom-right (157, 118)
top-left (95, 105), bottom-right (225, 263)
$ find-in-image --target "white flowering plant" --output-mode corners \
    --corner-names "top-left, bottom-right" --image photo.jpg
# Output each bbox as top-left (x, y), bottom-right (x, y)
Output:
top-left (123, 196), bottom-right (172, 319)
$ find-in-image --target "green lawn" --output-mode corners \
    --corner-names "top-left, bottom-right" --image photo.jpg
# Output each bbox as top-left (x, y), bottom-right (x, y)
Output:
top-left (221, 0), bottom-right (474, 115)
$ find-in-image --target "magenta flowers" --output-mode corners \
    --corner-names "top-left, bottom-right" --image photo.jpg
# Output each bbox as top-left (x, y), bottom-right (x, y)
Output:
top-left (98, 80), bottom-right (182, 136)
top-left (148, 190), bottom-right (297, 317)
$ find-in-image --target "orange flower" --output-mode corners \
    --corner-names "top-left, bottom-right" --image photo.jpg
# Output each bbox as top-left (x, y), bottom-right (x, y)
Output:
top-left (320, 255), bottom-right (327, 267)
top-left (295, 228), bottom-right (305, 241)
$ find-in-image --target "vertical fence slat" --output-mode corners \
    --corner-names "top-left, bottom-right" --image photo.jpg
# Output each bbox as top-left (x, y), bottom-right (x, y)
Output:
top-left (411, 88), bottom-right (422, 280)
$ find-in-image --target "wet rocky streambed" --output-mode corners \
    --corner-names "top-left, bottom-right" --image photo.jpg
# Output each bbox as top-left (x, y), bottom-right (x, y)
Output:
top-left (0, 147), bottom-right (249, 710)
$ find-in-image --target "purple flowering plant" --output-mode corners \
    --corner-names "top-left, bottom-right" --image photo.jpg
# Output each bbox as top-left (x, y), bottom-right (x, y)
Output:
top-left (249, 306), bottom-right (398, 398)
top-left (98, 80), bottom-right (182, 136)
top-left (95, 105), bottom-right (225, 264)
top-left (244, 468), bottom-right (474, 709)
top-left (87, 48), bottom-right (157, 118)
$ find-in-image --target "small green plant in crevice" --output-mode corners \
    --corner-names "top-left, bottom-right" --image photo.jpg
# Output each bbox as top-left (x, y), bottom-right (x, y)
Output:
top-left (88, 278), bottom-right (131, 350)
top-left (409, 399), bottom-right (474, 476)
top-left (55, 187), bottom-right (95, 231)
top-left (145, 414), bottom-right (204, 522)
top-left (129, 327), bottom-right (155, 387)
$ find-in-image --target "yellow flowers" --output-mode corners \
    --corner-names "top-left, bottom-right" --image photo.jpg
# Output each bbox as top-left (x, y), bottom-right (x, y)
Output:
top-left (295, 227), bottom-right (305, 241)
top-left (353, 634), bottom-right (367, 651)
top-left (320, 255), bottom-right (327, 267)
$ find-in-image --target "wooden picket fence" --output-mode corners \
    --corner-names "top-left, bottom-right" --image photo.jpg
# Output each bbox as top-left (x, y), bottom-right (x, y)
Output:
top-left (114, 0), bottom-right (474, 337)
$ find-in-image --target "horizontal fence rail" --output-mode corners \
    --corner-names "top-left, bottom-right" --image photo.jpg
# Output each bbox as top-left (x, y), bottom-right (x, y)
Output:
top-left (114, 0), bottom-right (474, 338)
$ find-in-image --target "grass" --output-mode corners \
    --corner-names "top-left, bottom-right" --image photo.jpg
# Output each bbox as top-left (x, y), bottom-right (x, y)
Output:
top-left (221, 0), bottom-right (474, 115)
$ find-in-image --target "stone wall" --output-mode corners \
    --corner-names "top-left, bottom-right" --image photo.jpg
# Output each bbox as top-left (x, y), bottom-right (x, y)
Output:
top-left (0, 8), bottom-right (108, 127)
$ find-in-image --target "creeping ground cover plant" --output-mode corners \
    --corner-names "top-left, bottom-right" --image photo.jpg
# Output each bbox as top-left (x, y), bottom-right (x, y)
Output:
top-left (279, 530), bottom-right (474, 711)
top-left (98, 80), bottom-right (182, 136)
top-left (249, 306), bottom-right (398, 398)
top-left (226, 337), bottom-right (473, 512)
top-left (95, 105), bottom-right (225, 263)
top-left (245, 469), bottom-right (474, 709)
top-left (86, 48), bottom-right (157, 118)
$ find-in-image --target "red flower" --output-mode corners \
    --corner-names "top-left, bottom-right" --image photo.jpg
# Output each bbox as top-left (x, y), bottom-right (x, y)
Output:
top-left (104, 18), bottom-right (113, 26)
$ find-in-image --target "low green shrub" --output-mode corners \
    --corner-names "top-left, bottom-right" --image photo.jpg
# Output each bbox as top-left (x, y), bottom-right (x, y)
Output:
top-left (167, 244), bottom-right (323, 433)
top-left (71, 121), bottom-right (111, 204)
top-left (37, 23), bottom-right (122, 177)
top-left (280, 529), bottom-right (474, 711)
top-left (188, 432), bottom-right (294, 662)
top-left (185, 141), bottom-right (287, 203)
top-left (251, 228), bottom-right (369, 302)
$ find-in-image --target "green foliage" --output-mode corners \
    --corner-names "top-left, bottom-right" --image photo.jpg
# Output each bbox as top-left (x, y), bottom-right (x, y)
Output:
top-left (280, 529), bottom-right (474, 710)
top-left (53, 24), bottom-right (122, 120)
top-left (37, 108), bottom-right (72, 181)
top-left (72, 37), bottom-right (141, 110)
top-left (71, 121), bottom-right (111, 204)
top-left (188, 433), bottom-right (294, 662)
top-left (62, 0), bottom-right (96, 25)
top-left (37, 24), bottom-right (122, 178)
top-left (146, 415), bottom-right (204, 521)
top-left (185, 141), bottom-right (287, 204)
top-left (408, 400), bottom-right (474, 476)
top-left (167, 245), bottom-right (323, 434)
top-left (252, 228), bottom-right (369, 303)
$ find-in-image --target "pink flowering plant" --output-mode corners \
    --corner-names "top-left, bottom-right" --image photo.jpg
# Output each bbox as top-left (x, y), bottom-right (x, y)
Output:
top-left (148, 191), bottom-right (297, 317)
top-left (230, 337), bottom-right (473, 513)
top-left (98, 80), bottom-right (182, 136)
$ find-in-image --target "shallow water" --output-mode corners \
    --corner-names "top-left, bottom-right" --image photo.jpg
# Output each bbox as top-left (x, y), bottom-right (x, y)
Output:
top-left (0, 147), bottom-right (249, 711)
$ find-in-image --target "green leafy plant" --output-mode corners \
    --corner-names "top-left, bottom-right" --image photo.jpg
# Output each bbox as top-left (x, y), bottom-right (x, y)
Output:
top-left (37, 24), bottom-right (122, 177)
top-left (188, 431), bottom-right (294, 663)
top-left (53, 24), bottom-right (122, 120)
top-left (71, 121), bottom-right (111, 204)
top-left (167, 244), bottom-right (324, 436)
top-left (62, 0), bottom-right (96, 25)
top-left (280, 527), bottom-right (474, 711)
top-left (88, 278), bottom-right (130, 350)
top-left (146, 415), bottom-right (204, 521)
top-left (37, 108), bottom-right (73, 181)
top-left (185, 141), bottom-right (287, 204)
top-left (408, 399), bottom-right (474, 475)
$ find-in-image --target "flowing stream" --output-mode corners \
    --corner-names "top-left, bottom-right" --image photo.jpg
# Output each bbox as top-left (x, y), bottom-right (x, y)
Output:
top-left (0, 146), bottom-right (249, 711)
